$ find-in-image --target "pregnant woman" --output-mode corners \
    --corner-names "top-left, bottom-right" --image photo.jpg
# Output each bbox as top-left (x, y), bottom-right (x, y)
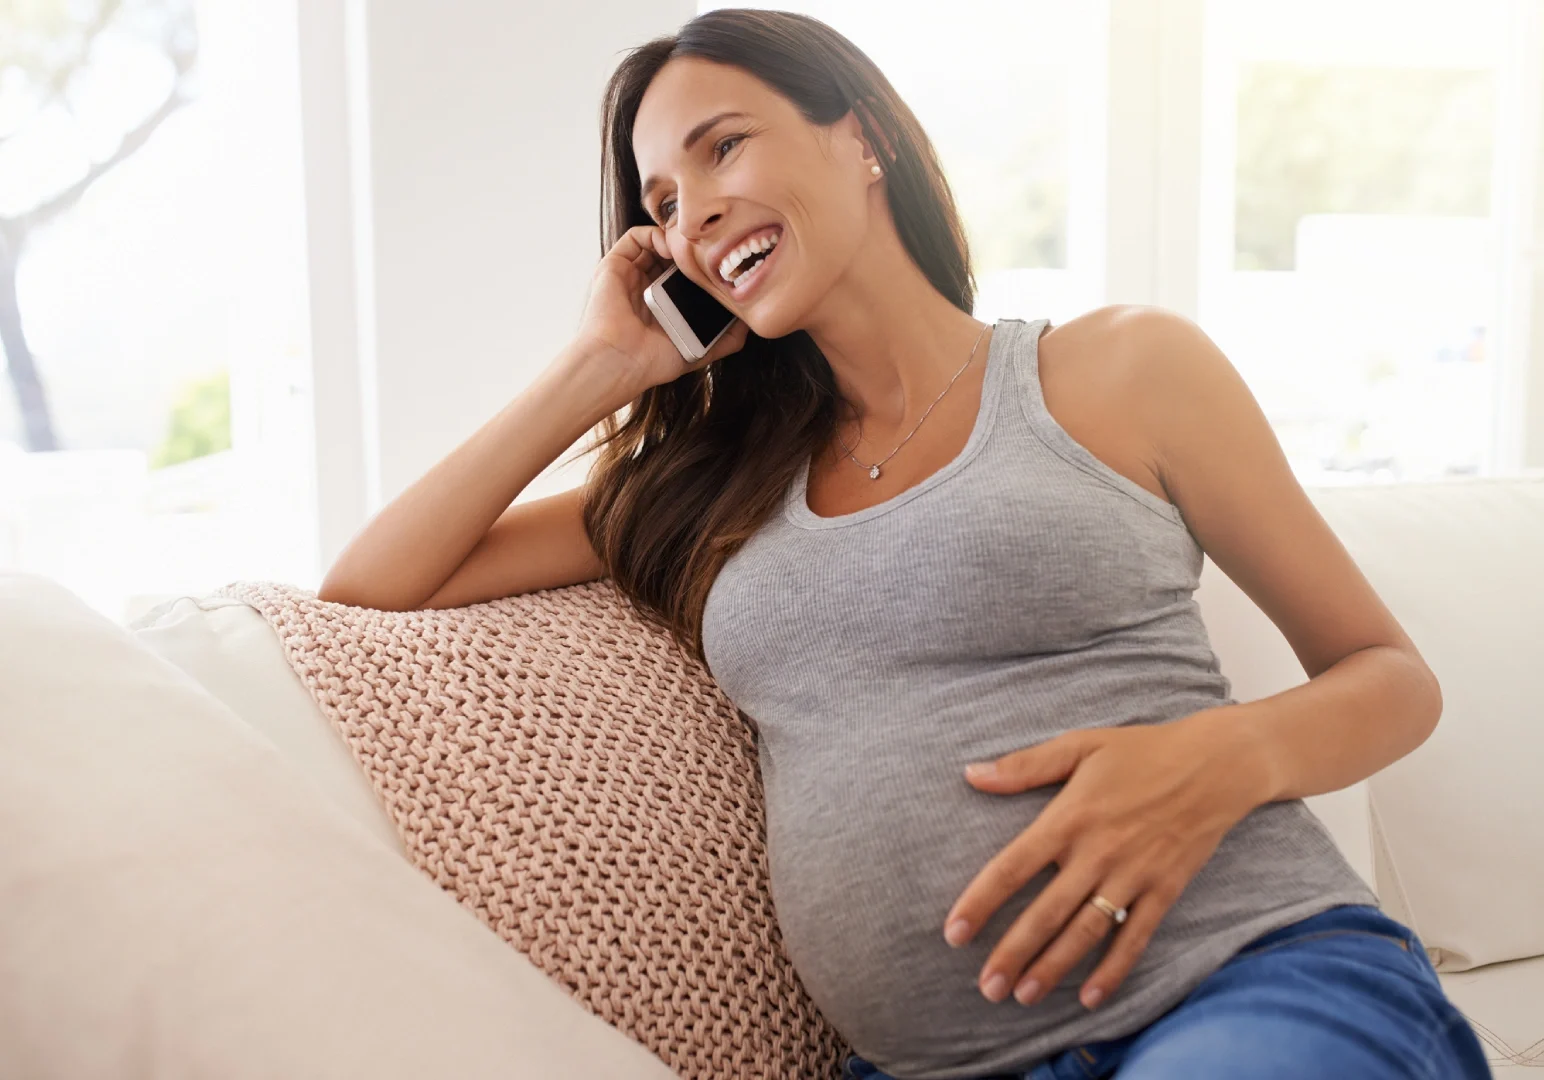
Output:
top-left (318, 8), bottom-right (1491, 1079)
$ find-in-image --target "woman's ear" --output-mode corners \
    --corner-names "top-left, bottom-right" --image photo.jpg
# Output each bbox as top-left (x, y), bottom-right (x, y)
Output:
top-left (850, 96), bottom-right (896, 171)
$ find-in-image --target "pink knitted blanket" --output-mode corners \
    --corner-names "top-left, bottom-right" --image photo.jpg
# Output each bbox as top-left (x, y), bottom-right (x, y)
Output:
top-left (216, 579), bottom-right (851, 1079)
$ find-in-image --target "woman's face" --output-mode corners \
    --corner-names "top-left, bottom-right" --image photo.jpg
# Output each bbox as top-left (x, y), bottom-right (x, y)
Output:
top-left (631, 57), bottom-right (883, 340)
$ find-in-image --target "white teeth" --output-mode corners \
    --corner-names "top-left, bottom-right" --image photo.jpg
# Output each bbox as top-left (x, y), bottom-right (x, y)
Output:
top-left (731, 250), bottom-right (771, 292)
top-left (719, 230), bottom-right (781, 283)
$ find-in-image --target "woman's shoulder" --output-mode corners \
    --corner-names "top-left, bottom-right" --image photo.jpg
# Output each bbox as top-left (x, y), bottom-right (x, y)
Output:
top-left (1033, 304), bottom-right (1189, 509)
top-left (1037, 303), bottom-right (1231, 436)
top-left (1039, 302), bottom-right (1194, 371)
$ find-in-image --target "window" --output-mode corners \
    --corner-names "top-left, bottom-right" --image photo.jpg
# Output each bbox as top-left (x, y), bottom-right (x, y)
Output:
top-left (0, 0), bottom-right (315, 621)
top-left (1198, 0), bottom-right (1539, 482)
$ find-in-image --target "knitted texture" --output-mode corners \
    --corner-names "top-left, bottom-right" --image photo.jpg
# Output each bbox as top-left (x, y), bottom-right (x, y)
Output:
top-left (214, 578), bottom-right (851, 1080)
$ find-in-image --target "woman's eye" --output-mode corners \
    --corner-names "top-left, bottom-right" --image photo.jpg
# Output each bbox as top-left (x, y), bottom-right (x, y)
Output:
top-left (656, 135), bottom-right (745, 223)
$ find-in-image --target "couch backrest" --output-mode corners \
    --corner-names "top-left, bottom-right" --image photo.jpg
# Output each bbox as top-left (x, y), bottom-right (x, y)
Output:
top-left (1194, 472), bottom-right (1544, 971)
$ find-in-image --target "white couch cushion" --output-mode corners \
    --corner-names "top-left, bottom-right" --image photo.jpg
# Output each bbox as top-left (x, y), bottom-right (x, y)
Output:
top-left (130, 594), bottom-right (403, 855)
top-left (0, 572), bottom-right (680, 1080)
top-left (1306, 476), bottom-right (1544, 971)
top-left (1440, 955), bottom-right (1544, 1074)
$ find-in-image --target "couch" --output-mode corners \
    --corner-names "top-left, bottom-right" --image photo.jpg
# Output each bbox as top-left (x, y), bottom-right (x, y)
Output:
top-left (2, 472), bottom-right (1540, 1077)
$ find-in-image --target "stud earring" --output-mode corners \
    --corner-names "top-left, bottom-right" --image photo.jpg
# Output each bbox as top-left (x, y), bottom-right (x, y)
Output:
top-left (871, 164), bottom-right (882, 176)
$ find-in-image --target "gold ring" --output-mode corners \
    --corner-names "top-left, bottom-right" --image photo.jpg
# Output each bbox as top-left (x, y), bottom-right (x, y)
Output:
top-left (1089, 894), bottom-right (1129, 925)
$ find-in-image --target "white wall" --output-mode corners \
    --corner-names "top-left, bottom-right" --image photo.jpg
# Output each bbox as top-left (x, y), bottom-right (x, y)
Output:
top-left (300, 0), bottom-right (695, 568)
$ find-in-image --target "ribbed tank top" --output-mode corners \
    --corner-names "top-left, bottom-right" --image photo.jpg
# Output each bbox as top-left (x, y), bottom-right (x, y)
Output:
top-left (699, 317), bottom-right (1378, 1079)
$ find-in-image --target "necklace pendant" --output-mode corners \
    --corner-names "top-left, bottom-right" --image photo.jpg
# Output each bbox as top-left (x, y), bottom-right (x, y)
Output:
top-left (868, 464), bottom-right (881, 480)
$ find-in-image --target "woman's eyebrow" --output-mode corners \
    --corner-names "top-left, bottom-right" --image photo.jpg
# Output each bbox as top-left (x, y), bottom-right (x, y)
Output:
top-left (639, 110), bottom-right (751, 209)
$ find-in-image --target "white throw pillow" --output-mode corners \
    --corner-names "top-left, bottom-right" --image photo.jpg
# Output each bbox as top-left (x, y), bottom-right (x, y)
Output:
top-left (0, 572), bottom-right (681, 1080)
top-left (130, 594), bottom-right (403, 854)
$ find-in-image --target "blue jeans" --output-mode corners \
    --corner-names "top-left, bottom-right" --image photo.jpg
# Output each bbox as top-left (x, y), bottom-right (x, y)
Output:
top-left (840, 903), bottom-right (1491, 1080)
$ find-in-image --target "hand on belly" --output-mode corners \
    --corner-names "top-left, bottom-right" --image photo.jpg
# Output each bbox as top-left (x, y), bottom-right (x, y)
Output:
top-left (939, 707), bottom-right (1270, 1011)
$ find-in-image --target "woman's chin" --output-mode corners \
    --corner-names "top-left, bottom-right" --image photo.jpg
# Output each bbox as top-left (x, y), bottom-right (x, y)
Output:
top-left (738, 291), bottom-right (812, 343)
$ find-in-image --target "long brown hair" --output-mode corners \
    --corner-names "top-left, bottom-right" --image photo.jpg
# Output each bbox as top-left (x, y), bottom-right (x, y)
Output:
top-left (575, 8), bottom-right (975, 668)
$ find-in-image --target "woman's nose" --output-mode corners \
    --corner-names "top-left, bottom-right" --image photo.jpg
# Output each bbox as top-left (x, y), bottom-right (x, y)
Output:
top-left (676, 189), bottom-right (727, 241)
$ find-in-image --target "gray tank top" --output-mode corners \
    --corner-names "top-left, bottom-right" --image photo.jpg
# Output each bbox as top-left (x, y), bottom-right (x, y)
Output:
top-left (700, 316), bottom-right (1378, 1079)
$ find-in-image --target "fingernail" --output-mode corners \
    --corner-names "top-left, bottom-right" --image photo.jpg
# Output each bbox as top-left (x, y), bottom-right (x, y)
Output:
top-left (981, 973), bottom-right (1009, 1001)
top-left (944, 918), bottom-right (971, 947)
top-left (964, 761), bottom-right (995, 779)
top-left (1013, 977), bottom-right (1040, 1004)
top-left (1082, 986), bottom-right (1103, 1009)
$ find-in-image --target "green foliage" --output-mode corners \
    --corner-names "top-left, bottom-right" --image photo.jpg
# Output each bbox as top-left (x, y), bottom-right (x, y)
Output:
top-left (0, 0), bottom-right (201, 453)
top-left (1236, 63), bottom-right (1494, 270)
top-left (0, 0), bottom-right (81, 76)
top-left (1, 0), bottom-right (196, 80)
top-left (151, 369), bottom-right (230, 468)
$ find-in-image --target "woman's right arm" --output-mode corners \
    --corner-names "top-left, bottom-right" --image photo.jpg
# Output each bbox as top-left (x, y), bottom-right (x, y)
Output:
top-left (315, 340), bottom-right (628, 611)
top-left (315, 224), bottom-right (750, 612)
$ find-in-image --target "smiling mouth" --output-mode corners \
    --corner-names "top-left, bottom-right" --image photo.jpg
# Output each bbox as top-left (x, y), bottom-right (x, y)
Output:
top-left (719, 228), bottom-right (781, 283)
top-left (721, 231), bottom-right (783, 297)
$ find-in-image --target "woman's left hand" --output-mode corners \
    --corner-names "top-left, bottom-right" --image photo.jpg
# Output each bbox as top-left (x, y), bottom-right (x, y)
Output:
top-left (942, 707), bottom-right (1273, 1011)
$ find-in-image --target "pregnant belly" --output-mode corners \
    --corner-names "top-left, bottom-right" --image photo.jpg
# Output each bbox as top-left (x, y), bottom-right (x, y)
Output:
top-left (758, 753), bottom-right (1374, 1075)
top-left (761, 766), bottom-right (1085, 1054)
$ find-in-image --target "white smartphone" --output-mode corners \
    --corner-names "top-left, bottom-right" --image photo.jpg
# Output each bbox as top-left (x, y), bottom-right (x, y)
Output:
top-left (643, 263), bottom-right (739, 363)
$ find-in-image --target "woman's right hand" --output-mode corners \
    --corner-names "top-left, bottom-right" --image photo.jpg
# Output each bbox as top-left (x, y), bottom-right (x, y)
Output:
top-left (574, 225), bottom-right (751, 400)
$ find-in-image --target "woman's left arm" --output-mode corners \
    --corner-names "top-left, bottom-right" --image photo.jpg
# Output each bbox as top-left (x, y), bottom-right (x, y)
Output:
top-left (943, 305), bottom-right (1442, 1012)
top-left (1125, 305), bottom-right (1442, 801)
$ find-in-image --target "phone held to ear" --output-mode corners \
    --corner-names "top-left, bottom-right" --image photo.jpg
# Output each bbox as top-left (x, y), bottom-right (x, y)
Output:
top-left (644, 262), bottom-right (738, 363)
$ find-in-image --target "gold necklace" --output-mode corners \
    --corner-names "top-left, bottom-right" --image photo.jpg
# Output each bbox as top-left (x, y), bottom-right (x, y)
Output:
top-left (834, 321), bottom-right (990, 480)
